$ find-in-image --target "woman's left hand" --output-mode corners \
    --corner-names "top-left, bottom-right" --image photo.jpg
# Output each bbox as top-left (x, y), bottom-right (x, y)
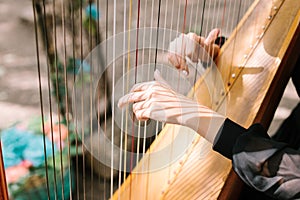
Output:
top-left (118, 70), bottom-right (225, 141)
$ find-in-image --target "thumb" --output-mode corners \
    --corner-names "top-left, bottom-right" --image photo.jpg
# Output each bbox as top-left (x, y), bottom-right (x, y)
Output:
top-left (204, 28), bottom-right (220, 45)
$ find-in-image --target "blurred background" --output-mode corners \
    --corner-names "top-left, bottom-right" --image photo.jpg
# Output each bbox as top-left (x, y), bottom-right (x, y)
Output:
top-left (0, 0), bottom-right (298, 134)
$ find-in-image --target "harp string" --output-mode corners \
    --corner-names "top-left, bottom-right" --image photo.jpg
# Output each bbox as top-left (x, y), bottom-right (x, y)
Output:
top-left (95, 4), bottom-right (101, 196)
top-left (133, 1), bottom-right (142, 194)
top-left (118, 0), bottom-right (128, 196)
top-left (88, 2), bottom-right (94, 198)
top-left (161, 0), bottom-right (172, 113)
top-left (227, 0), bottom-right (242, 86)
top-left (127, 0), bottom-right (142, 197)
top-left (61, 0), bottom-right (72, 198)
top-left (69, 1), bottom-right (82, 198)
top-left (206, 0), bottom-right (219, 112)
top-left (143, 0), bottom-right (161, 198)
top-left (103, 0), bottom-right (109, 198)
top-left (188, 1), bottom-right (195, 32)
top-left (123, 0), bottom-right (133, 190)
top-left (69, 1), bottom-right (79, 198)
top-left (166, 0), bottom-right (176, 90)
top-left (32, 1), bottom-right (50, 198)
top-left (139, 1), bottom-right (149, 197)
top-left (79, 0), bottom-right (87, 198)
top-left (110, 0), bottom-right (117, 197)
top-left (154, 0), bottom-right (162, 149)
top-left (138, 0), bottom-right (148, 172)
top-left (191, 0), bottom-right (206, 94)
top-left (51, 0), bottom-right (66, 196)
top-left (43, 0), bottom-right (58, 197)
top-left (219, 0), bottom-right (233, 92)
top-left (130, 0), bottom-right (141, 179)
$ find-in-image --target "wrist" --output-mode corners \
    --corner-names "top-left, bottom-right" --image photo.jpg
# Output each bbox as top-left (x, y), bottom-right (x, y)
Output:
top-left (192, 105), bottom-right (226, 143)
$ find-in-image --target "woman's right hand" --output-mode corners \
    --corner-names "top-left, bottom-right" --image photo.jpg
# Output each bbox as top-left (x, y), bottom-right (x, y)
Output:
top-left (167, 29), bottom-right (220, 75)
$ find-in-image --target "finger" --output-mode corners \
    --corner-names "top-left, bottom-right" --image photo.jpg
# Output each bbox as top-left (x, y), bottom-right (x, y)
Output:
top-left (186, 32), bottom-right (201, 43)
top-left (168, 53), bottom-right (189, 74)
top-left (168, 53), bottom-right (182, 68)
top-left (136, 116), bottom-right (149, 121)
top-left (211, 44), bottom-right (220, 59)
top-left (130, 81), bottom-right (155, 92)
top-left (135, 108), bottom-right (150, 121)
top-left (204, 28), bottom-right (220, 45)
top-left (132, 101), bottom-right (144, 112)
top-left (168, 53), bottom-right (180, 68)
top-left (168, 34), bottom-right (190, 73)
top-left (118, 91), bottom-right (147, 108)
top-left (118, 93), bottom-right (132, 108)
top-left (132, 99), bottom-right (153, 121)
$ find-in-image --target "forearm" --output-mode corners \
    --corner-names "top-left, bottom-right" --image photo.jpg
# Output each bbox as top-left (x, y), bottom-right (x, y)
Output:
top-left (184, 105), bottom-right (226, 144)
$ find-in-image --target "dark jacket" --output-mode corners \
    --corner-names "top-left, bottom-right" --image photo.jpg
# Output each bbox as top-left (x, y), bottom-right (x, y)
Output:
top-left (213, 65), bottom-right (300, 199)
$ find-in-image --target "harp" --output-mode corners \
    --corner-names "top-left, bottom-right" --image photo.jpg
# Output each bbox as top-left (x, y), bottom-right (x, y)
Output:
top-left (0, 0), bottom-right (299, 199)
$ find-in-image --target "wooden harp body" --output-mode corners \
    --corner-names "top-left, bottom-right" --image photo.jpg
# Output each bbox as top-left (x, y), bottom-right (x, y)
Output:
top-left (0, 0), bottom-right (300, 199)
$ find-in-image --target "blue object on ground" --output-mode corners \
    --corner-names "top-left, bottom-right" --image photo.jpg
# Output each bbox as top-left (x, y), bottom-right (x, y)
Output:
top-left (1, 127), bottom-right (55, 168)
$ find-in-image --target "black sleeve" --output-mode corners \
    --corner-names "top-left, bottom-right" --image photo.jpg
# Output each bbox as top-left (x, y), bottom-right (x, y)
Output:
top-left (292, 60), bottom-right (300, 97)
top-left (213, 119), bottom-right (300, 199)
top-left (213, 118), bottom-right (246, 159)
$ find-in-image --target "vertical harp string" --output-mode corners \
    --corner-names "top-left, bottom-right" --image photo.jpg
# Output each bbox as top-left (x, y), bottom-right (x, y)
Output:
top-left (79, 0), bottom-right (87, 198)
top-left (103, 0), bottom-right (109, 198)
top-left (138, 0), bottom-right (153, 197)
top-left (94, 0), bottom-right (101, 197)
top-left (226, 0), bottom-right (242, 86)
top-left (138, 0), bottom-right (148, 173)
top-left (128, 0), bottom-right (142, 198)
top-left (94, 0), bottom-right (102, 196)
top-left (130, 0), bottom-right (141, 176)
top-left (69, 0), bottom-right (79, 198)
top-left (32, 1), bottom-right (50, 198)
top-left (44, 0), bottom-right (58, 198)
top-left (61, 0), bottom-right (72, 198)
top-left (203, 0), bottom-right (219, 110)
top-left (118, 0), bottom-right (128, 196)
top-left (51, 0), bottom-right (66, 197)
top-left (88, 2), bottom-right (94, 199)
top-left (111, 0), bottom-right (117, 197)
top-left (154, 0), bottom-right (162, 140)
top-left (123, 0), bottom-right (133, 189)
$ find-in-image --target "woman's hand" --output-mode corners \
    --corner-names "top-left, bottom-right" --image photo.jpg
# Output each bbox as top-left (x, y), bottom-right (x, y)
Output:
top-left (118, 70), bottom-right (200, 124)
top-left (168, 29), bottom-right (220, 75)
top-left (118, 70), bottom-right (225, 143)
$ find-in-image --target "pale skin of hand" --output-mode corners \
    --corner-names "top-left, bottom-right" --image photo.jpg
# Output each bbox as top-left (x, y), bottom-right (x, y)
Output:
top-left (118, 70), bottom-right (226, 143)
top-left (168, 28), bottom-right (220, 75)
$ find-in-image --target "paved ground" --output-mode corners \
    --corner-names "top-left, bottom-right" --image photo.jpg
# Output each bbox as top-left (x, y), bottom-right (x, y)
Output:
top-left (0, 0), bottom-right (48, 129)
